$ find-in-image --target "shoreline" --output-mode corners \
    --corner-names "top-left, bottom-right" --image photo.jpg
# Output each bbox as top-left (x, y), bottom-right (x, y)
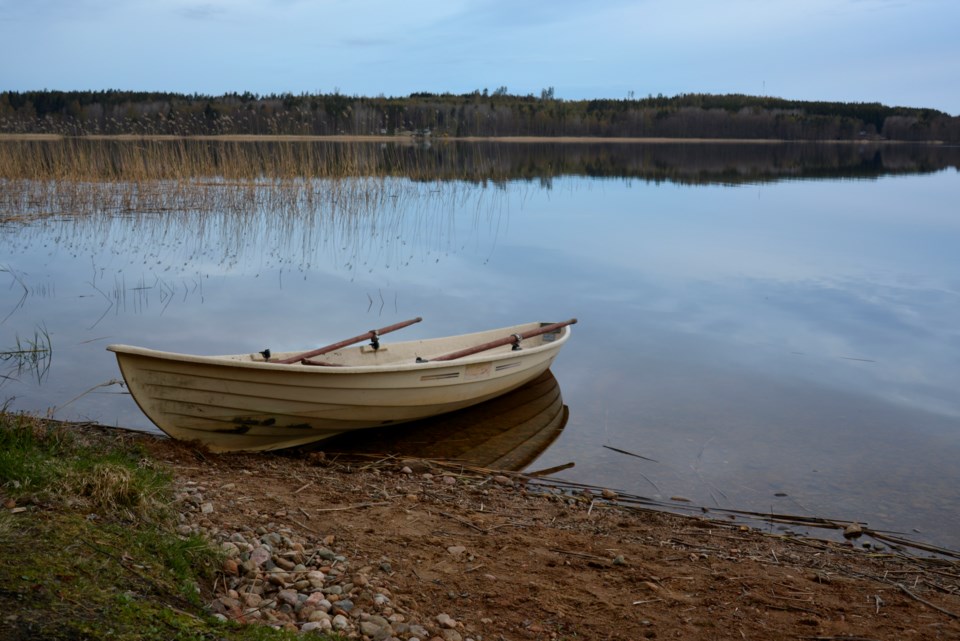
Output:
top-left (3, 417), bottom-right (960, 639)
top-left (0, 132), bottom-right (945, 144)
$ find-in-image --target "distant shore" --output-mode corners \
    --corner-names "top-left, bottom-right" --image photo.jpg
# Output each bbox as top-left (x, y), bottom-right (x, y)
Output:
top-left (0, 133), bottom-right (944, 144)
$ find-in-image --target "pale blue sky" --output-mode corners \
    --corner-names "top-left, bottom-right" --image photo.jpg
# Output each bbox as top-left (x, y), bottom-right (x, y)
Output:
top-left (2, 0), bottom-right (958, 114)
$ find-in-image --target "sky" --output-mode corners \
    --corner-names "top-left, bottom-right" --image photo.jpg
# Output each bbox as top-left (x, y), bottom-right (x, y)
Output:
top-left (1, 0), bottom-right (958, 115)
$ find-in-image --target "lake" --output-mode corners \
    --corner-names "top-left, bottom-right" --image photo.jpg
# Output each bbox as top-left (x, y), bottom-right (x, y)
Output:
top-left (2, 140), bottom-right (959, 550)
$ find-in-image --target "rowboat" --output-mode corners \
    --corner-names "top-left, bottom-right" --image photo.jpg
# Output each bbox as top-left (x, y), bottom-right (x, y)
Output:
top-left (107, 318), bottom-right (575, 452)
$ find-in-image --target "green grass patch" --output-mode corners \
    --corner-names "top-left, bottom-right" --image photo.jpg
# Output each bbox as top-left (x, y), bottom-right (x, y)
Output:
top-left (0, 413), bottom-right (330, 640)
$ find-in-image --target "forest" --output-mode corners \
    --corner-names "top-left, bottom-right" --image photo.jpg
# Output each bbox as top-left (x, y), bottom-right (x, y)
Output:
top-left (2, 89), bottom-right (958, 142)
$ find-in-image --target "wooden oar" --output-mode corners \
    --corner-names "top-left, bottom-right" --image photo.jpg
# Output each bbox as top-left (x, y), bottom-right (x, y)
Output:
top-left (274, 317), bottom-right (423, 364)
top-left (424, 319), bottom-right (577, 362)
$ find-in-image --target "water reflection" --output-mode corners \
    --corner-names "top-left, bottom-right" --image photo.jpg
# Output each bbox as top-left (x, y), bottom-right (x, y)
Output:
top-left (2, 140), bottom-right (959, 213)
top-left (315, 370), bottom-right (567, 471)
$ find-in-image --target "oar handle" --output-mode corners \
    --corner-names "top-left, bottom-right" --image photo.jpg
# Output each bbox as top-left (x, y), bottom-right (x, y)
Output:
top-left (427, 318), bottom-right (577, 362)
top-left (274, 317), bottom-right (423, 364)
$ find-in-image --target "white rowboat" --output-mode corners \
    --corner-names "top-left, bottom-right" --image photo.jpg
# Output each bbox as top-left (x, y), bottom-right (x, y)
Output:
top-left (108, 319), bottom-right (575, 452)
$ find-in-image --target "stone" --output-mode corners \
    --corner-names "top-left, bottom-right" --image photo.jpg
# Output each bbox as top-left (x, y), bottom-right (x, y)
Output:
top-left (601, 488), bottom-right (618, 500)
top-left (843, 523), bottom-right (864, 539)
top-left (360, 619), bottom-right (390, 639)
top-left (316, 547), bottom-right (337, 561)
top-left (277, 588), bottom-right (299, 607)
top-left (447, 545), bottom-right (467, 558)
top-left (200, 502), bottom-right (214, 514)
top-left (250, 546), bottom-right (272, 567)
top-left (332, 614), bottom-right (350, 630)
top-left (222, 558), bottom-right (239, 576)
top-left (308, 609), bottom-right (331, 623)
top-left (307, 570), bottom-right (326, 587)
top-left (436, 613), bottom-right (457, 629)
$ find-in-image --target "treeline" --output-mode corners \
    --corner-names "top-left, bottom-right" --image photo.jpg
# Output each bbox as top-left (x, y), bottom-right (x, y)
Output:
top-left (1, 89), bottom-right (958, 142)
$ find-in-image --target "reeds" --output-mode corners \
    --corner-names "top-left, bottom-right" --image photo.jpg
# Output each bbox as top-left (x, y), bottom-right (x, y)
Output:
top-left (0, 325), bottom-right (52, 386)
top-left (0, 138), bottom-right (450, 223)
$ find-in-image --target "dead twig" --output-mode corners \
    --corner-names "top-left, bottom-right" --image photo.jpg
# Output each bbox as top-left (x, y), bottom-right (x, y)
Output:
top-left (314, 501), bottom-right (390, 512)
top-left (894, 582), bottom-right (960, 619)
top-left (602, 444), bottom-right (658, 462)
top-left (439, 511), bottom-right (487, 534)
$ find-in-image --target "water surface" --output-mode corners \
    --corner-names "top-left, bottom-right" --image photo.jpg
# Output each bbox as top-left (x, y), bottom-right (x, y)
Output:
top-left (2, 141), bottom-right (959, 549)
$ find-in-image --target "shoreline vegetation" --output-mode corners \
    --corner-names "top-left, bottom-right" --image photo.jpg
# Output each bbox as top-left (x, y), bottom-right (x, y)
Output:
top-left (3, 90), bottom-right (959, 142)
top-left (2, 414), bottom-right (959, 640)
top-left (0, 133), bottom-right (952, 144)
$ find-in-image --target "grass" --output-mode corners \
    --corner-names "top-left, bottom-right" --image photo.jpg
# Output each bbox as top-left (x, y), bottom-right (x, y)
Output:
top-left (0, 413), bottom-right (335, 640)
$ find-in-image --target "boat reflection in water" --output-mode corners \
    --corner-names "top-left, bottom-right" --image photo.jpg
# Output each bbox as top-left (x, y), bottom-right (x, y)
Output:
top-left (315, 370), bottom-right (567, 471)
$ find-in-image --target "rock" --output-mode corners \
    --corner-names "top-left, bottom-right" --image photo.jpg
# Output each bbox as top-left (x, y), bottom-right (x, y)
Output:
top-left (493, 475), bottom-right (512, 486)
top-left (408, 624), bottom-right (431, 638)
top-left (360, 619), bottom-right (391, 640)
top-left (613, 554), bottom-right (627, 566)
top-left (333, 598), bottom-right (354, 614)
top-left (307, 570), bottom-right (325, 588)
top-left (200, 502), bottom-right (214, 514)
top-left (447, 545), bottom-right (467, 558)
top-left (601, 488), bottom-right (618, 500)
top-left (316, 547), bottom-right (337, 561)
top-left (220, 541), bottom-right (241, 558)
top-left (222, 558), bottom-right (239, 576)
top-left (436, 613), bottom-right (457, 629)
top-left (844, 523), bottom-right (864, 539)
top-left (332, 614), bottom-right (350, 630)
top-left (308, 609), bottom-right (331, 623)
top-left (441, 632), bottom-right (463, 641)
top-left (250, 546), bottom-right (272, 567)
top-left (442, 475), bottom-right (456, 486)
top-left (277, 588), bottom-right (299, 607)
top-left (401, 466), bottom-right (413, 474)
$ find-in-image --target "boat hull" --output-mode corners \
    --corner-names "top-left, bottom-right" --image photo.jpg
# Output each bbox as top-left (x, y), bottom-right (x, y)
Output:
top-left (108, 321), bottom-right (571, 452)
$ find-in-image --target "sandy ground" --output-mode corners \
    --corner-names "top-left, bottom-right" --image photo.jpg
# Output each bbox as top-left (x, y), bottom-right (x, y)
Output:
top-left (139, 432), bottom-right (960, 641)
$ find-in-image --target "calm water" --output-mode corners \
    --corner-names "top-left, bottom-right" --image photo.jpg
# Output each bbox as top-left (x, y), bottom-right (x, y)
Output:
top-left (2, 143), bottom-right (959, 549)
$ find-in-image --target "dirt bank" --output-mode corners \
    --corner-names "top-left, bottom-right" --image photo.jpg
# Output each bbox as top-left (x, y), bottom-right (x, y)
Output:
top-left (141, 432), bottom-right (960, 640)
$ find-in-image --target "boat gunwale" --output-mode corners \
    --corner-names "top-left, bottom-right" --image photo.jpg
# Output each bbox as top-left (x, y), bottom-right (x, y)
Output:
top-left (106, 322), bottom-right (572, 375)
